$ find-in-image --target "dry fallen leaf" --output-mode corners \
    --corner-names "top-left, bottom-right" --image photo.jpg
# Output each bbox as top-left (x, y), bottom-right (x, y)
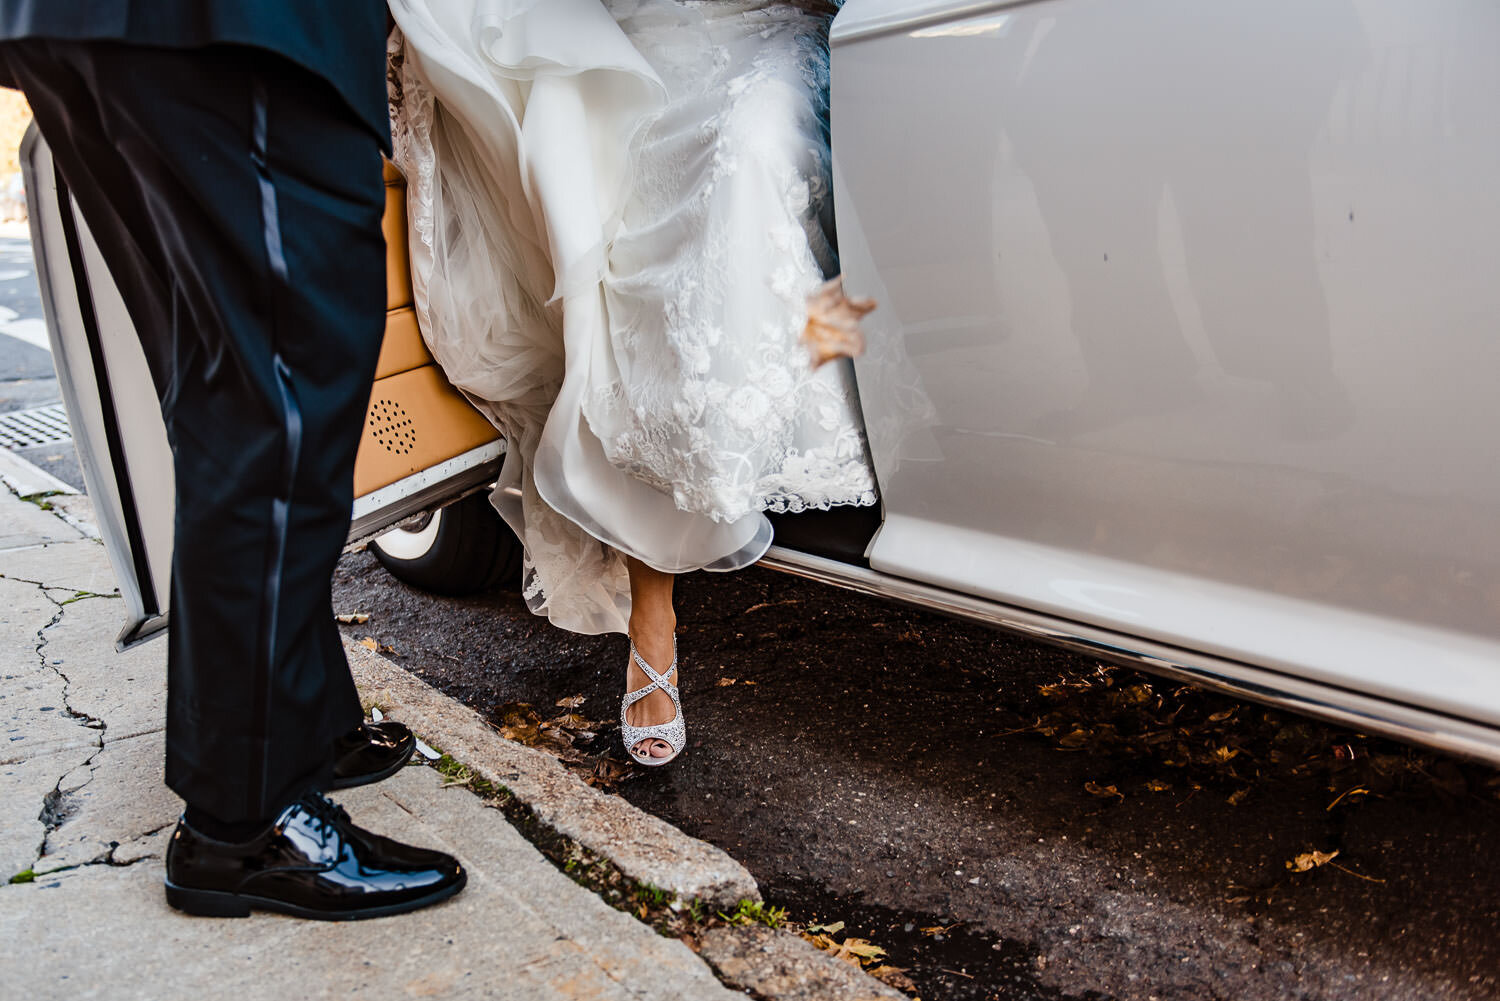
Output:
top-left (534, 729), bottom-right (578, 756)
top-left (335, 613), bottom-right (370, 625)
top-left (357, 635), bottom-right (397, 656)
top-left (555, 694), bottom-right (586, 710)
top-left (716, 678), bottom-right (737, 687)
top-left (869, 966), bottom-right (919, 993)
top-left (805, 934), bottom-right (886, 967)
top-left (1287, 849), bottom-right (1339, 873)
top-left (494, 702), bottom-right (543, 745)
top-left (1144, 779), bottom-right (1172, 793)
top-left (841, 939), bottom-right (888, 964)
top-left (587, 757), bottom-right (632, 790)
top-left (919, 923), bottom-right (961, 937)
top-left (1227, 787), bottom-right (1250, 806)
top-left (1084, 780), bottom-right (1124, 801)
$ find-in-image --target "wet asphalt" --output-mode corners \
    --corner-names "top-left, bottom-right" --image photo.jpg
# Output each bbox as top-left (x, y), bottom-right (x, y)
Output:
top-left (332, 548), bottom-right (1500, 1001)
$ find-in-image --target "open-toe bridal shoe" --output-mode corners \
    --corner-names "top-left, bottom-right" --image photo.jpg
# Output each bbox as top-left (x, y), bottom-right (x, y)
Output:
top-left (621, 640), bottom-right (685, 767)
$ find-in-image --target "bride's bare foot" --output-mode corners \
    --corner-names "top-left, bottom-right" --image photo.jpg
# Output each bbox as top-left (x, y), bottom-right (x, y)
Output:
top-left (803, 275), bottom-right (875, 367)
top-left (626, 619), bottom-right (679, 761)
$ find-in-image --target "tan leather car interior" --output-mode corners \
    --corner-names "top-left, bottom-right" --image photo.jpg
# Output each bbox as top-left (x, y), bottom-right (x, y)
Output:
top-left (352, 161), bottom-right (499, 498)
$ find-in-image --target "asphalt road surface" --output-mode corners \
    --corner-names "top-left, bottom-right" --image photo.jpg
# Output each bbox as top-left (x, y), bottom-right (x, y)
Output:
top-left (333, 547), bottom-right (1500, 1001)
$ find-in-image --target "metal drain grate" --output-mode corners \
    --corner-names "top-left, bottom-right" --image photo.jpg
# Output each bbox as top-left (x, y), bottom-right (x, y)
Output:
top-left (0, 404), bottom-right (73, 450)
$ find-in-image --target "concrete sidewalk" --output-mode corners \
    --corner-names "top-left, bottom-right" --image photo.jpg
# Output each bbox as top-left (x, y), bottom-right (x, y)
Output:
top-left (0, 483), bottom-right (902, 1001)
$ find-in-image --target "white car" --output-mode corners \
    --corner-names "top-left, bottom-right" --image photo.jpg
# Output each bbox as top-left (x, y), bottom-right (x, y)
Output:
top-left (24, 0), bottom-right (1500, 763)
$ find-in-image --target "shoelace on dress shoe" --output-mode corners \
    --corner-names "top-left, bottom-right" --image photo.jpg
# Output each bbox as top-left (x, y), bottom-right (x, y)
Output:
top-left (298, 793), bottom-right (353, 850)
top-left (307, 793), bottom-right (351, 825)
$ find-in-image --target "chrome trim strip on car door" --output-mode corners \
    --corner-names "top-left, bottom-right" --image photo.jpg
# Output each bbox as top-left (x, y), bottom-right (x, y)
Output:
top-left (346, 440), bottom-right (505, 545)
top-left (830, 0), bottom-right (1037, 46)
top-left (759, 547), bottom-right (1500, 767)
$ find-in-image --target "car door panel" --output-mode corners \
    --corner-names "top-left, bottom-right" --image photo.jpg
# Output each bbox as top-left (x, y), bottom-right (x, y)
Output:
top-left (24, 130), bottom-right (175, 646)
top-left (832, 1), bottom-right (1500, 720)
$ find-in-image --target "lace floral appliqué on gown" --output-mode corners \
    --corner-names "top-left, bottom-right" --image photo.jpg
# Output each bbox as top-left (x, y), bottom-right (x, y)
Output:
top-left (389, 0), bottom-right (874, 634)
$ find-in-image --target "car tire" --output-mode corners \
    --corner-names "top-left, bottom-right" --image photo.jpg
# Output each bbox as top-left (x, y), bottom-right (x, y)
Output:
top-left (370, 492), bottom-right (523, 596)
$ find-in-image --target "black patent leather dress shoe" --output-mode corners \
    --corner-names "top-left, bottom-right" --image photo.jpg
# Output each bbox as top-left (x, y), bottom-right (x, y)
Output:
top-left (328, 720), bottom-right (416, 790)
top-left (164, 793), bottom-right (465, 920)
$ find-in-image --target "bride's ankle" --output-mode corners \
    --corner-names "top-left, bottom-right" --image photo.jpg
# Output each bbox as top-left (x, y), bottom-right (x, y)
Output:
top-left (628, 618), bottom-right (677, 665)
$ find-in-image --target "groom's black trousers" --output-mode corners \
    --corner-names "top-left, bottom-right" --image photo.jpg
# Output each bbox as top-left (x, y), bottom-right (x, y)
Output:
top-left (0, 40), bottom-right (388, 824)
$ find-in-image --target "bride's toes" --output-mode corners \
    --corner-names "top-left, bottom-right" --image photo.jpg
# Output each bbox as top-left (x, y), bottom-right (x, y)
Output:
top-left (632, 737), bottom-right (673, 760)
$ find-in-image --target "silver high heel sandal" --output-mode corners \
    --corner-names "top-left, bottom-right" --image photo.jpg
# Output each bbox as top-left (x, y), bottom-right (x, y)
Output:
top-left (621, 640), bottom-right (685, 767)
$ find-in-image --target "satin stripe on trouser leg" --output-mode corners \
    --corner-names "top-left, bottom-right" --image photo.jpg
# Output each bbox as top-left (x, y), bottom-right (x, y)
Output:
top-left (0, 40), bottom-right (387, 823)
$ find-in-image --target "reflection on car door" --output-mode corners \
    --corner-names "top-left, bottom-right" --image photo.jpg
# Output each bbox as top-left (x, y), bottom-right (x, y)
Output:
top-left (832, 0), bottom-right (1500, 728)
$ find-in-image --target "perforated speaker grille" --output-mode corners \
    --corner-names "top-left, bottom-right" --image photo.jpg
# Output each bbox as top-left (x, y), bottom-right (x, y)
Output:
top-left (368, 399), bottom-right (417, 455)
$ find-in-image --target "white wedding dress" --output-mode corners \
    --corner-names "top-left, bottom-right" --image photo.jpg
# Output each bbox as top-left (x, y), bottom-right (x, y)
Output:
top-left (387, 0), bottom-right (874, 635)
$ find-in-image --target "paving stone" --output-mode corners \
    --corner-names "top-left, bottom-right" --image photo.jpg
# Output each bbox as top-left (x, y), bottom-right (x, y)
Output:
top-left (697, 925), bottom-right (910, 1001)
top-left (43, 494), bottom-right (100, 540)
top-left (0, 450), bottom-right (80, 502)
top-left (109, 824), bottom-right (173, 866)
top-left (0, 676), bottom-right (92, 764)
top-left (39, 590), bottom-right (165, 741)
top-left (0, 747), bottom-right (94, 881)
top-left (1, 766), bottom-right (746, 1001)
top-left (0, 538), bottom-right (118, 596)
top-left (0, 578), bottom-right (91, 765)
top-left (0, 495), bottom-right (85, 551)
top-left (0, 572), bottom-right (101, 881)
top-left (36, 730), bottom-right (176, 871)
top-left (0, 571), bottom-right (55, 651)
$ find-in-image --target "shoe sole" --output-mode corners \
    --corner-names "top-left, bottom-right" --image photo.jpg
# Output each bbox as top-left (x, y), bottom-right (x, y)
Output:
top-left (325, 742), bottom-right (418, 791)
top-left (163, 870), bottom-right (466, 921)
top-left (627, 748), bottom-right (683, 767)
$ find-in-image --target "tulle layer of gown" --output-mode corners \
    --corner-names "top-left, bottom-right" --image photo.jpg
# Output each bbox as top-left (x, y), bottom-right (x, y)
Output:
top-left (388, 0), bottom-right (875, 634)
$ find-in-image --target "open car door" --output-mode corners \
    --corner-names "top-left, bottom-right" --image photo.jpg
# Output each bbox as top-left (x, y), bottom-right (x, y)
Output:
top-left (22, 127), bottom-right (504, 649)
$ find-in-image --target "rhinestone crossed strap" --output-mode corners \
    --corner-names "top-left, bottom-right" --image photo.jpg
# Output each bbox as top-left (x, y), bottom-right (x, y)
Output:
top-left (621, 641), bottom-right (685, 764)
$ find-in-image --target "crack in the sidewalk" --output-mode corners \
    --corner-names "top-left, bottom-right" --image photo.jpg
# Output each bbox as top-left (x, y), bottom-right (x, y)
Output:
top-left (0, 567), bottom-right (117, 598)
top-left (1, 490), bottom-right (166, 884)
top-left (23, 586), bottom-right (108, 874)
top-left (9, 846), bottom-right (162, 886)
